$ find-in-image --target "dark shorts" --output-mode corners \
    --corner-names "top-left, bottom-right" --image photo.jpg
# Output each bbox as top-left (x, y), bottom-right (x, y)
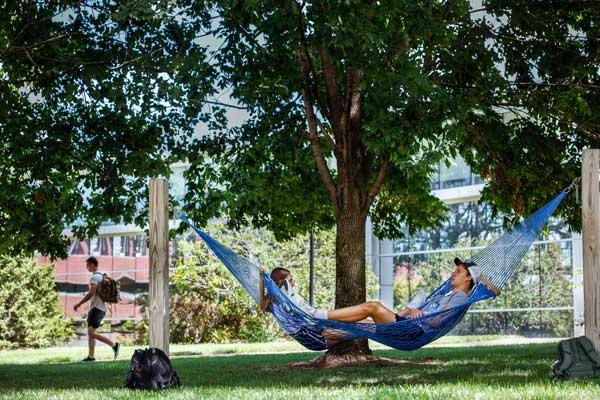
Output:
top-left (395, 314), bottom-right (406, 322)
top-left (395, 314), bottom-right (425, 341)
top-left (87, 307), bottom-right (106, 329)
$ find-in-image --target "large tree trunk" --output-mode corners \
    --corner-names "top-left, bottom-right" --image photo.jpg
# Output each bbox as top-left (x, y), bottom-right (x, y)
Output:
top-left (335, 211), bottom-right (367, 309)
top-left (306, 207), bottom-right (375, 368)
top-left (331, 210), bottom-right (370, 355)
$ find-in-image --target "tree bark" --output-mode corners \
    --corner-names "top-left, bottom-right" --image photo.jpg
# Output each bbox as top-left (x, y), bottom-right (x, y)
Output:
top-left (329, 207), bottom-right (372, 356)
top-left (301, 206), bottom-right (375, 367)
top-left (335, 211), bottom-right (367, 308)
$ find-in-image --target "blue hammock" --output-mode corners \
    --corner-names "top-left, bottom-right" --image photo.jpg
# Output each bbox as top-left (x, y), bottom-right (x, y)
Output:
top-left (180, 190), bottom-right (568, 351)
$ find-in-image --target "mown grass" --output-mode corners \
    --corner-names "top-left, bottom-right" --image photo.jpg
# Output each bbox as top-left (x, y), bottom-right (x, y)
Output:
top-left (0, 340), bottom-right (598, 399)
top-left (0, 335), bottom-right (523, 365)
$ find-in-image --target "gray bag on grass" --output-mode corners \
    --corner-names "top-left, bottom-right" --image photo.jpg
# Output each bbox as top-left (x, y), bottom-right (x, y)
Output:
top-left (552, 336), bottom-right (600, 380)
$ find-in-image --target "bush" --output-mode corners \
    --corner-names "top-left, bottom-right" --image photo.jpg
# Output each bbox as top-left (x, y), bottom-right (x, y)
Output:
top-left (135, 224), bottom-right (378, 344)
top-left (0, 255), bottom-right (73, 349)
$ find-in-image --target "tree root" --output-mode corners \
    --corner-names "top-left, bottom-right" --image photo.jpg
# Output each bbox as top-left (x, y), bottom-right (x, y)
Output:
top-left (290, 352), bottom-right (436, 369)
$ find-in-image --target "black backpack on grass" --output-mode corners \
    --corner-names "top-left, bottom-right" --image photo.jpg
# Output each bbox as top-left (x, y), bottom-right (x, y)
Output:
top-left (94, 272), bottom-right (121, 304)
top-left (124, 348), bottom-right (181, 390)
top-left (552, 336), bottom-right (600, 380)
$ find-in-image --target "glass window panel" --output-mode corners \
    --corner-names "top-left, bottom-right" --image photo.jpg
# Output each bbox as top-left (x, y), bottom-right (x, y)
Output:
top-left (100, 237), bottom-right (113, 256)
top-left (120, 236), bottom-right (138, 257)
top-left (90, 238), bottom-right (99, 256)
top-left (70, 240), bottom-right (89, 255)
top-left (430, 162), bottom-right (441, 190)
top-left (440, 156), bottom-right (471, 189)
top-left (136, 235), bottom-right (145, 256)
top-left (113, 236), bottom-right (124, 257)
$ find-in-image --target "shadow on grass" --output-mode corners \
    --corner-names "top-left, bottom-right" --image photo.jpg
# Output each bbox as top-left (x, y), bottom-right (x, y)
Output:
top-left (0, 343), bottom-right (597, 390)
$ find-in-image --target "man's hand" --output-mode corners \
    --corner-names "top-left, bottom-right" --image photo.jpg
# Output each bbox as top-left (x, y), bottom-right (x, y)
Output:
top-left (259, 265), bottom-right (264, 274)
top-left (73, 303), bottom-right (80, 312)
top-left (406, 308), bottom-right (425, 319)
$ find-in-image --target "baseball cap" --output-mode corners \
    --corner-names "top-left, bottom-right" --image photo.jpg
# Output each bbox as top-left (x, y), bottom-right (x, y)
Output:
top-left (454, 257), bottom-right (481, 284)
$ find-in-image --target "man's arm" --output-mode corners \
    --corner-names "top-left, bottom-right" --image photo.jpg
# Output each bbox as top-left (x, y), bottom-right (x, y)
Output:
top-left (258, 267), bottom-right (273, 312)
top-left (398, 307), bottom-right (425, 319)
top-left (74, 284), bottom-right (97, 311)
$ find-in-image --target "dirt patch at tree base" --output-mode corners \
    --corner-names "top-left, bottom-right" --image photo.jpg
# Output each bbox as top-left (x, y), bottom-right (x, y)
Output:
top-left (290, 353), bottom-right (437, 369)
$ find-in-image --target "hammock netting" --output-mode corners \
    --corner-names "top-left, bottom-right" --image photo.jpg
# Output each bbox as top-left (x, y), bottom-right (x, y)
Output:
top-left (180, 190), bottom-right (567, 351)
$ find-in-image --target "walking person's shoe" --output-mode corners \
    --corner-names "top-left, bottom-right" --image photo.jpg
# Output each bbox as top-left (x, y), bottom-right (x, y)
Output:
top-left (81, 356), bottom-right (95, 362)
top-left (112, 342), bottom-right (120, 361)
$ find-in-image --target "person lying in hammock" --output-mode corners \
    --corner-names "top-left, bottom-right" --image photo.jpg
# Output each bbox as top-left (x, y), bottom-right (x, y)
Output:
top-left (259, 257), bottom-right (480, 324)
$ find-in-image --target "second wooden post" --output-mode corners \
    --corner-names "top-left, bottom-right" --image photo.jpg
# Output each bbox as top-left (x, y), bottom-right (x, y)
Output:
top-left (582, 149), bottom-right (600, 351)
top-left (149, 178), bottom-right (170, 354)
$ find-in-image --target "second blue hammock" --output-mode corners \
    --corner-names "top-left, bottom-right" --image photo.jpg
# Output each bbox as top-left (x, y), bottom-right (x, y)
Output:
top-left (181, 190), bottom-right (568, 351)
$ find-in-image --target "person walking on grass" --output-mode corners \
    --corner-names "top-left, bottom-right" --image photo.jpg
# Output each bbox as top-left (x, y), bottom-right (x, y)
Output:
top-left (73, 256), bottom-right (120, 362)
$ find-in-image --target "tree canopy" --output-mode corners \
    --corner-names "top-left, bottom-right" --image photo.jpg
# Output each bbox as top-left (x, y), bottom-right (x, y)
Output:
top-left (180, 3), bottom-right (600, 356)
top-left (0, 1), bottom-right (214, 258)
top-left (1, 1), bottom-right (599, 293)
top-left (460, 0), bottom-right (600, 226)
top-left (2, 1), bottom-right (599, 357)
top-left (184, 1), bottom-right (599, 241)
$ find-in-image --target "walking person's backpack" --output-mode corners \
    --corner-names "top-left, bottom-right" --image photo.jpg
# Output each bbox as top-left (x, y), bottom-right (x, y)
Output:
top-left (94, 272), bottom-right (121, 304)
top-left (124, 348), bottom-right (181, 390)
top-left (552, 336), bottom-right (600, 380)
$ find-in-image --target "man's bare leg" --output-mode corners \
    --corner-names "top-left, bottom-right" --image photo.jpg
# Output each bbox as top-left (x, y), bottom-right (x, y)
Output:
top-left (88, 327), bottom-right (96, 358)
top-left (327, 301), bottom-right (396, 324)
top-left (92, 329), bottom-right (115, 348)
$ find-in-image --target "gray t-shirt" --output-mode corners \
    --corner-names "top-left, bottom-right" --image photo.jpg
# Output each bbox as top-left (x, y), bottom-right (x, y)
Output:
top-left (89, 272), bottom-right (106, 312)
top-left (422, 290), bottom-right (468, 314)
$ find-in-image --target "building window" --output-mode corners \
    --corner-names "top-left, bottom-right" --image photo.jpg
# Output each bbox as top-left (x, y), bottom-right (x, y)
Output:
top-left (70, 240), bottom-right (90, 255)
top-left (430, 156), bottom-right (483, 190)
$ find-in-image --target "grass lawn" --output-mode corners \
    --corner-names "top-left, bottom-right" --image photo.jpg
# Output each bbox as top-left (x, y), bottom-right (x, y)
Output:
top-left (0, 339), bottom-right (598, 399)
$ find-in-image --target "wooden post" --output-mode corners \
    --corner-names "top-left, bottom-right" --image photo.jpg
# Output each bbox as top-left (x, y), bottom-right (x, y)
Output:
top-left (149, 178), bottom-right (169, 354)
top-left (582, 149), bottom-right (600, 350)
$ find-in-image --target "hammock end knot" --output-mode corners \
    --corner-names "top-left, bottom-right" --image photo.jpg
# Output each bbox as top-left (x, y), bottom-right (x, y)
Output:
top-left (479, 274), bottom-right (501, 297)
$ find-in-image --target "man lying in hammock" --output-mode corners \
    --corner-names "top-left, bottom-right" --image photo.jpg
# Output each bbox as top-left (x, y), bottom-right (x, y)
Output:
top-left (259, 257), bottom-right (480, 324)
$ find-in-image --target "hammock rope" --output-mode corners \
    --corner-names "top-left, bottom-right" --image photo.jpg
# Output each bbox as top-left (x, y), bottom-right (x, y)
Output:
top-left (180, 189), bottom-right (569, 351)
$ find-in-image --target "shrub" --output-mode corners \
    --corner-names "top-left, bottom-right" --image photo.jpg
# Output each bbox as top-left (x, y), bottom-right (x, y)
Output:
top-left (0, 255), bottom-right (73, 349)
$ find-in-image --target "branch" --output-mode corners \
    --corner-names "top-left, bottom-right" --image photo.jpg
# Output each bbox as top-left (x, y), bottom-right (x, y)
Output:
top-left (318, 47), bottom-right (345, 132)
top-left (1, 8), bottom-right (67, 58)
top-left (2, 31), bottom-right (80, 60)
top-left (365, 157), bottom-right (389, 210)
top-left (27, 33), bottom-right (73, 51)
top-left (300, 124), bottom-right (339, 213)
top-left (346, 69), bottom-right (364, 138)
top-left (22, 47), bottom-right (38, 68)
top-left (513, 82), bottom-right (600, 90)
top-left (297, 47), bottom-right (338, 212)
top-left (109, 47), bottom-right (164, 70)
top-left (386, 37), bottom-right (412, 69)
top-left (224, 10), bottom-right (268, 52)
top-left (316, 120), bottom-right (337, 151)
top-left (193, 100), bottom-right (249, 110)
top-left (291, 1), bottom-right (327, 122)
top-left (292, 0), bottom-right (339, 213)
